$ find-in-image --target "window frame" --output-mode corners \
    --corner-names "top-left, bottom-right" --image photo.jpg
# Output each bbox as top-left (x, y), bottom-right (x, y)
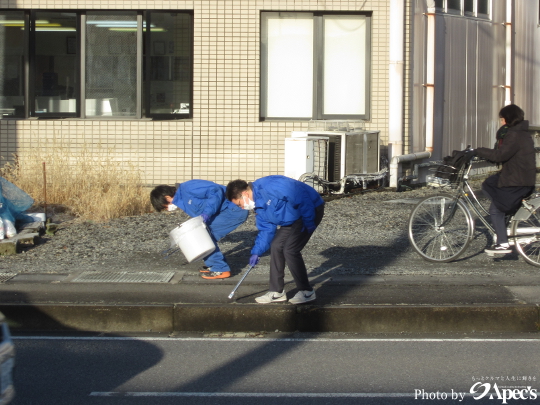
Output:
top-left (435, 0), bottom-right (491, 18)
top-left (260, 11), bottom-right (372, 121)
top-left (0, 8), bottom-right (193, 120)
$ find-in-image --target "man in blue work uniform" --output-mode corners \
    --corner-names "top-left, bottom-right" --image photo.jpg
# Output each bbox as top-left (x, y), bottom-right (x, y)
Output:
top-left (226, 175), bottom-right (325, 304)
top-left (150, 180), bottom-right (248, 279)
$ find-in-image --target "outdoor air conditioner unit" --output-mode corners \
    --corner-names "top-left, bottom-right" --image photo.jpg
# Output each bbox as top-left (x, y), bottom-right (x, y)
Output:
top-left (291, 131), bottom-right (380, 182)
top-left (284, 136), bottom-right (329, 191)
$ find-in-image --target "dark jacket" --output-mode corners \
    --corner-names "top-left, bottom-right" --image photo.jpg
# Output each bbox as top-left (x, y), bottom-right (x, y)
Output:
top-left (475, 120), bottom-right (536, 188)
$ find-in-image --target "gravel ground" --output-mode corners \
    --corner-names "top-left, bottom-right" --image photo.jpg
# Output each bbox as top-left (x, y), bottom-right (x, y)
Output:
top-left (1, 183), bottom-right (539, 277)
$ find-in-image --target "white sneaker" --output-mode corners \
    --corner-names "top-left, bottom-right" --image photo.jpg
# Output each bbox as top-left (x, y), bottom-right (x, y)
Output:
top-left (484, 244), bottom-right (512, 255)
top-left (289, 290), bottom-right (316, 304)
top-left (255, 291), bottom-right (287, 304)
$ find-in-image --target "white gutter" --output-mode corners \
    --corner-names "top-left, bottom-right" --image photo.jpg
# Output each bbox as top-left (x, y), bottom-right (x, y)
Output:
top-left (504, 0), bottom-right (512, 105)
top-left (388, 1), bottom-right (434, 188)
top-left (388, 0), bottom-right (405, 187)
top-left (425, 11), bottom-right (435, 154)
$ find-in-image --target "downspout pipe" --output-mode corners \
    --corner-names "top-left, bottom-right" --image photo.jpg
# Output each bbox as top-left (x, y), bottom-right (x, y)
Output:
top-left (388, 0), bottom-right (404, 187)
top-left (389, 4), bottom-right (435, 188)
top-left (390, 151), bottom-right (432, 189)
top-left (425, 10), bottom-right (435, 154)
top-left (504, 0), bottom-right (512, 105)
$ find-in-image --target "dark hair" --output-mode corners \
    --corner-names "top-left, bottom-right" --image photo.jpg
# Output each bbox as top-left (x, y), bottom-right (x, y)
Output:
top-left (150, 185), bottom-right (177, 212)
top-left (226, 179), bottom-right (249, 201)
top-left (499, 104), bottom-right (524, 127)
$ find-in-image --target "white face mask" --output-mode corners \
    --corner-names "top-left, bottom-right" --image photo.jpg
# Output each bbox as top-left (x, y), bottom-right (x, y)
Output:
top-left (242, 195), bottom-right (255, 211)
top-left (167, 203), bottom-right (178, 212)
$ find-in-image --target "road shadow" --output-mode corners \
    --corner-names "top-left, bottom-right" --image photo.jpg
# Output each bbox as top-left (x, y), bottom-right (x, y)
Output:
top-left (162, 232), bottom-right (413, 395)
top-left (2, 294), bottom-right (163, 405)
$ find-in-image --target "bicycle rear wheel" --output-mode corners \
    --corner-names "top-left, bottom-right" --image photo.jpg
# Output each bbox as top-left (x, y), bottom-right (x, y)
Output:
top-left (511, 211), bottom-right (540, 267)
top-left (409, 195), bottom-right (474, 262)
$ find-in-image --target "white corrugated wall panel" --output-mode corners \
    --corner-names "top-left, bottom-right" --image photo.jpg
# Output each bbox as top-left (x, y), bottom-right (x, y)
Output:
top-left (465, 21), bottom-right (478, 149)
top-left (476, 19), bottom-right (505, 149)
top-left (433, 2), bottom-right (506, 158)
top-left (441, 16), bottom-right (469, 154)
top-left (513, 0), bottom-right (540, 126)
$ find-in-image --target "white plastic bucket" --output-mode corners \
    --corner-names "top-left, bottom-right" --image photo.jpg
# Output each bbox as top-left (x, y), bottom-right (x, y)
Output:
top-left (169, 216), bottom-right (215, 262)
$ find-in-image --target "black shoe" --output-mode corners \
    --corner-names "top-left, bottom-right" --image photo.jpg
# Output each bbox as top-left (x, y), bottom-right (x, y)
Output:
top-left (485, 244), bottom-right (511, 254)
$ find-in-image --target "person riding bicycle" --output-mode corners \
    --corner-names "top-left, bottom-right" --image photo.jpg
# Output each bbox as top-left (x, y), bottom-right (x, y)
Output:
top-left (472, 104), bottom-right (536, 254)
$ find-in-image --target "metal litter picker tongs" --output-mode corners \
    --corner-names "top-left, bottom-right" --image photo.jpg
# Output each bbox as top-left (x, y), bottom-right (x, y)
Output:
top-left (228, 264), bottom-right (255, 299)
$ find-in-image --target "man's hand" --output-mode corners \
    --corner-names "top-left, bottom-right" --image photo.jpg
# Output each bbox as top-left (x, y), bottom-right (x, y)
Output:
top-left (201, 213), bottom-right (209, 223)
top-left (249, 255), bottom-right (260, 266)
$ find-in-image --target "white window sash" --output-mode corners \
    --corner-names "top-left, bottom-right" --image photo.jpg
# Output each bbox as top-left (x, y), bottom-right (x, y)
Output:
top-left (263, 13), bottom-right (313, 118)
top-left (323, 15), bottom-right (366, 116)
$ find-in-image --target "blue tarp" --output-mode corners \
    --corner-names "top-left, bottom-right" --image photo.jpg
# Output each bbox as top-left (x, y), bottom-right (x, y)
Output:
top-left (0, 177), bottom-right (34, 238)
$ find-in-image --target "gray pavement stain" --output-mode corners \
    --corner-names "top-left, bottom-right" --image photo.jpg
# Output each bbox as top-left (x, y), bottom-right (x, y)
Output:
top-left (384, 198), bottom-right (423, 204)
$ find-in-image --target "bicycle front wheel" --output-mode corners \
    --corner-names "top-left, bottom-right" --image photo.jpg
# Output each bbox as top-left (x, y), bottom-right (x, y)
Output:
top-left (409, 195), bottom-right (474, 262)
top-left (511, 211), bottom-right (540, 267)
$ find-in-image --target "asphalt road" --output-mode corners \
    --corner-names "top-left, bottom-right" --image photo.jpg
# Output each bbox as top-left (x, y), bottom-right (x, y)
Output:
top-left (11, 334), bottom-right (540, 405)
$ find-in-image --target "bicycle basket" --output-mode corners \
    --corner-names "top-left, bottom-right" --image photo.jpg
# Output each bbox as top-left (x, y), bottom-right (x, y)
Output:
top-left (428, 150), bottom-right (469, 189)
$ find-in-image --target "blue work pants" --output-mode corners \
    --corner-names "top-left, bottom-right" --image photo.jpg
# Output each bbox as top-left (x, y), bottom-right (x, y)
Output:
top-left (203, 202), bottom-right (248, 272)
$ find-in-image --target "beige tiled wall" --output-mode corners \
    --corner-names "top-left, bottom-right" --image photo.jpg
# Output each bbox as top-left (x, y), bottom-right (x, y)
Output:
top-left (1, 0), bottom-right (391, 186)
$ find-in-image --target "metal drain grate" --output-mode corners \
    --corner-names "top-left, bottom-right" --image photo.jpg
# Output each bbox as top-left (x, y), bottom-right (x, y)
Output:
top-left (71, 271), bottom-right (175, 283)
top-left (0, 273), bottom-right (16, 283)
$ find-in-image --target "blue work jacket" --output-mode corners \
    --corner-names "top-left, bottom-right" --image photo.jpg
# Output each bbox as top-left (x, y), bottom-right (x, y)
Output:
top-left (251, 175), bottom-right (324, 256)
top-left (172, 179), bottom-right (228, 218)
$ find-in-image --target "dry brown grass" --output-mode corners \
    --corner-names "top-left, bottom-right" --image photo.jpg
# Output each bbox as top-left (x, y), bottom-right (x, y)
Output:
top-left (1, 141), bottom-right (153, 222)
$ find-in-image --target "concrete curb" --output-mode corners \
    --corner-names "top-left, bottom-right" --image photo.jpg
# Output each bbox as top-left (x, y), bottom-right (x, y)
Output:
top-left (2, 303), bottom-right (539, 334)
top-left (1, 304), bottom-right (174, 333)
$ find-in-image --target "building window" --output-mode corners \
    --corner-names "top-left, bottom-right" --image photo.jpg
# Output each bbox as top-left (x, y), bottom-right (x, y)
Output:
top-left (146, 12), bottom-right (192, 119)
top-left (464, 0), bottom-right (475, 14)
top-left (260, 12), bottom-right (371, 120)
top-left (465, 0), bottom-right (490, 16)
top-left (85, 12), bottom-right (138, 118)
top-left (0, 9), bottom-right (192, 119)
top-left (31, 11), bottom-right (79, 117)
top-left (0, 11), bottom-right (26, 117)
top-left (436, 0), bottom-right (490, 17)
top-left (447, 0), bottom-right (462, 13)
top-left (434, 0), bottom-right (444, 9)
top-left (477, 0), bottom-right (490, 16)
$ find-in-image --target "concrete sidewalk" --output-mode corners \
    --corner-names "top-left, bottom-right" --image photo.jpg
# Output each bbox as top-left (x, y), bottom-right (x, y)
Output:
top-left (1, 267), bottom-right (539, 335)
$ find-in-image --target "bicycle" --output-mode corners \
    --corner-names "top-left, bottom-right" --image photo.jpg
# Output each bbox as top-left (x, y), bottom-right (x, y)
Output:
top-left (408, 151), bottom-right (540, 266)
